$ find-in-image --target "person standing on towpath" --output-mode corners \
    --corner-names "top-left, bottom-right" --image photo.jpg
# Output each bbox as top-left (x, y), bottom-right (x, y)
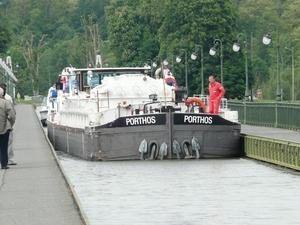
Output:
top-left (0, 87), bottom-right (16, 169)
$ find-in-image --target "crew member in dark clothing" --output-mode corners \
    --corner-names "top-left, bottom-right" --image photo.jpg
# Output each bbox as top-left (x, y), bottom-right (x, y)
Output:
top-left (0, 87), bottom-right (16, 169)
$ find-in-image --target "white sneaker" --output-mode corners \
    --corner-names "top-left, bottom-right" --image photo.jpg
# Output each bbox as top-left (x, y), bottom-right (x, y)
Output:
top-left (8, 160), bottom-right (17, 165)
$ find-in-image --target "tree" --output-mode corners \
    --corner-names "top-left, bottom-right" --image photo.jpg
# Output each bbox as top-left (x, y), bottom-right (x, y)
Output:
top-left (81, 15), bottom-right (102, 67)
top-left (106, 0), bottom-right (143, 66)
top-left (3, 0), bottom-right (300, 100)
top-left (21, 33), bottom-right (46, 95)
top-left (0, 22), bottom-right (10, 53)
top-left (105, 0), bottom-right (244, 97)
top-left (157, 0), bottom-right (243, 98)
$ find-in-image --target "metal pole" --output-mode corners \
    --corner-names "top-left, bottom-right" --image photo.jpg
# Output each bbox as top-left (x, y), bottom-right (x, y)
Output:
top-left (185, 50), bottom-right (188, 96)
top-left (161, 62), bottom-right (167, 107)
top-left (220, 41), bottom-right (223, 84)
top-left (245, 39), bottom-right (249, 99)
top-left (150, 60), bottom-right (153, 77)
top-left (275, 31), bottom-right (281, 101)
top-left (286, 47), bottom-right (295, 101)
top-left (276, 43), bottom-right (281, 101)
top-left (292, 47), bottom-right (295, 101)
top-left (250, 32), bottom-right (254, 63)
top-left (201, 46), bottom-right (204, 95)
top-left (212, 39), bottom-right (223, 84)
top-left (250, 32), bottom-right (254, 101)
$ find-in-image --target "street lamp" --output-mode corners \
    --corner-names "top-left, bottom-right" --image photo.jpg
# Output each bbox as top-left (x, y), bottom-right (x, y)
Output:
top-left (151, 58), bottom-right (168, 68)
top-left (163, 59), bottom-right (169, 66)
top-left (209, 47), bottom-right (217, 56)
top-left (262, 34), bottom-right (272, 45)
top-left (233, 33), bottom-right (249, 99)
top-left (232, 42), bottom-right (240, 52)
top-left (151, 57), bottom-right (168, 79)
top-left (176, 49), bottom-right (188, 96)
top-left (191, 44), bottom-right (204, 95)
top-left (262, 31), bottom-right (281, 101)
top-left (175, 56), bottom-right (182, 63)
top-left (191, 52), bottom-right (197, 60)
top-left (209, 39), bottom-right (223, 84)
top-left (148, 57), bottom-right (162, 77)
top-left (285, 47), bottom-right (295, 101)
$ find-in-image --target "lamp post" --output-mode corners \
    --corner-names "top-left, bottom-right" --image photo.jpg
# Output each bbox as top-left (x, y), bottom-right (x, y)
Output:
top-left (209, 39), bottom-right (223, 84)
top-left (149, 57), bottom-right (161, 78)
top-left (233, 33), bottom-right (249, 99)
top-left (161, 58), bottom-right (169, 107)
top-left (151, 57), bottom-right (169, 79)
top-left (191, 44), bottom-right (204, 95)
top-left (262, 32), bottom-right (281, 101)
top-left (176, 49), bottom-right (188, 96)
top-left (285, 47), bottom-right (295, 101)
top-left (144, 59), bottom-right (152, 76)
top-left (13, 63), bottom-right (19, 99)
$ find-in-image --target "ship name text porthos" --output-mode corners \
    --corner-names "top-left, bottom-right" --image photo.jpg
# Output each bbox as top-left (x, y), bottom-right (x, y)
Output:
top-left (126, 116), bottom-right (156, 126)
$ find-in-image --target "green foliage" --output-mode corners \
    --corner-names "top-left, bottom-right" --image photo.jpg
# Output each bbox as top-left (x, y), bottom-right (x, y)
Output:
top-left (106, 0), bottom-right (244, 97)
top-left (1, 0), bottom-right (300, 100)
top-left (236, 0), bottom-right (300, 100)
top-left (0, 19), bottom-right (10, 53)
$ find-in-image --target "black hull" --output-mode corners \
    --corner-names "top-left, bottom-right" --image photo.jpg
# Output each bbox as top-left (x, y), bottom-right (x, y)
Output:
top-left (48, 112), bottom-right (242, 160)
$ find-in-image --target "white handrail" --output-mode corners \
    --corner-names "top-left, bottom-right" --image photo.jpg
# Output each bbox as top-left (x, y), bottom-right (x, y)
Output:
top-left (0, 59), bottom-right (17, 82)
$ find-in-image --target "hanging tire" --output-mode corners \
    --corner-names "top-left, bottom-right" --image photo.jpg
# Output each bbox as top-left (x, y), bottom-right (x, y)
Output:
top-left (138, 139), bottom-right (148, 160)
top-left (181, 140), bottom-right (192, 159)
top-left (148, 141), bottom-right (158, 160)
top-left (159, 142), bottom-right (168, 160)
top-left (172, 139), bottom-right (182, 159)
top-left (191, 137), bottom-right (201, 159)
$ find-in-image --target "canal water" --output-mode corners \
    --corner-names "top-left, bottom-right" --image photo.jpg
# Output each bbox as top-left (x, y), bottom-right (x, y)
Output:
top-left (58, 155), bottom-right (300, 225)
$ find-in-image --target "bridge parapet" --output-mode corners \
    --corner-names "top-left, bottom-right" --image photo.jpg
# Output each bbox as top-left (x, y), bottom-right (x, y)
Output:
top-left (229, 101), bottom-right (300, 130)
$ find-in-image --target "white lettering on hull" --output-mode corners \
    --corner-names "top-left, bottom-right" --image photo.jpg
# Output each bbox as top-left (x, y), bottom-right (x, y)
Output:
top-left (126, 116), bottom-right (156, 126)
top-left (183, 115), bottom-right (213, 124)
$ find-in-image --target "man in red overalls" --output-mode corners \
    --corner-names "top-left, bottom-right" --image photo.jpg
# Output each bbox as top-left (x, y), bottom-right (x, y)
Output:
top-left (208, 74), bottom-right (225, 114)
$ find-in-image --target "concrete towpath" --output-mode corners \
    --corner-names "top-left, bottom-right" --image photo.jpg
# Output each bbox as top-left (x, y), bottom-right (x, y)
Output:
top-left (241, 124), bottom-right (300, 144)
top-left (0, 104), bottom-right (85, 225)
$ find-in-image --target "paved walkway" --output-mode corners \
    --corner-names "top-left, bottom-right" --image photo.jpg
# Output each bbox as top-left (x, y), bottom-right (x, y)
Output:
top-left (0, 105), bottom-right (84, 225)
top-left (242, 124), bottom-right (300, 144)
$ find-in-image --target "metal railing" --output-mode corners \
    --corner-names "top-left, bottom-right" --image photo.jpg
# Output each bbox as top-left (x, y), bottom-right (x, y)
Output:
top-left (0, 58), bottom-right (18, 100)
top-left (193, 94), bottom-right (228, 110)
top-left (228, 101), bottom-right (300, 130)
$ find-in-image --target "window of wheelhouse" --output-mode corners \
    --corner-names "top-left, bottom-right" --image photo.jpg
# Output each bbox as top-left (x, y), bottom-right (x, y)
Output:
top-left (83, 72), bottom-right (116, 88)
top-left (84, 72), bottom-right (101, 88)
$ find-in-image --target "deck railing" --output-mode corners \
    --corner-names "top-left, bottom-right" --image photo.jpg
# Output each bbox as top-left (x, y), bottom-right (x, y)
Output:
top-left (228, 101), bottom-right (300, 130)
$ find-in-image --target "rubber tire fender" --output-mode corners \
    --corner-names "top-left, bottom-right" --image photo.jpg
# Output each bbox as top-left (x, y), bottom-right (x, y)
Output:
top-left (172, 139), bottom-right (182, 159)
top-left (138, 139), bottom-right (148, 160)
top-left (181, 140), bottom-right (192, 158)
top-left (148, 141), bottom-right (159, 160)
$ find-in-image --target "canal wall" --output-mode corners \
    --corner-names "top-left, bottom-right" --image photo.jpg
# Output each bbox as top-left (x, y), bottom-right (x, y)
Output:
top-left (241, 125), bottom-right (300, 171)
top-left (243, 134), bottom-right (300, 171)
top-left (228, 101), bottom-right (300, 171)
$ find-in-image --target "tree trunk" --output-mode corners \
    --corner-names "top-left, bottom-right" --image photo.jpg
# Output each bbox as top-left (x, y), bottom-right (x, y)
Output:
top-left (21, 33), bottom-right (46, 95)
